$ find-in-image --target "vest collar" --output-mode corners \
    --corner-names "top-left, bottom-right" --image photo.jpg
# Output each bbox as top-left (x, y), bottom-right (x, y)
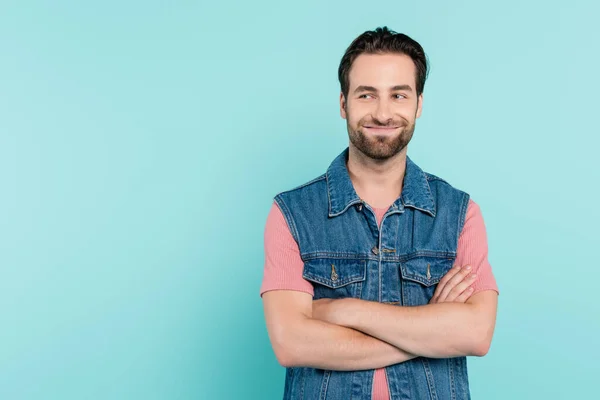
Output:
top-left (326, 147), bottom-right (436, 217)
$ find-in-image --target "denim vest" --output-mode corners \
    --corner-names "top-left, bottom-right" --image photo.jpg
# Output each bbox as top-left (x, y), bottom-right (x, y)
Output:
top-left (274, 148), bottom-right (472, 400)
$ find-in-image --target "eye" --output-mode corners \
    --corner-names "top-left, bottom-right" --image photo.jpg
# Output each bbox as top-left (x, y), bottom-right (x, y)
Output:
top-left (359, 94), bottom-right (374, 99)
top-left (393, 94), bottom-right (407, 99)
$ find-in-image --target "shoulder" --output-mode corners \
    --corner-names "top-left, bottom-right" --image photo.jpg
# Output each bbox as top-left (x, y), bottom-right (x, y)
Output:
top-left (275, 173), bottom-right (327, 197)
top-left (273, 173), bottom-right (327, 209)
top-left (268, 173), bottom-right (327, 240)
top-left (419, 167), bottom-right (471, 228)
top-left (423, 171), bottom-right (469, 198)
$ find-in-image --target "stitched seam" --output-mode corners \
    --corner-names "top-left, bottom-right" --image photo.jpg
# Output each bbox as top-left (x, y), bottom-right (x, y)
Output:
top-left (278, 174), bottom-right (326, 196)
top-left (356, 280), bottom-right (363, 299)
top-left (449, 358), bottom-right (457, 400)
top-left (319, 370), bottom-right (331, 400)
top-left (457, 192), bottom-right (470, 241)
top-left (325, 168), bottom-right (334, 215)
top-left (302, 250), bottom-right (456, 261)
top-left (302, 274), bottom-right (365, 288)
top-left (274, 195), bottom-right (301, 245)
top-left (299, 367), bottom-right (305, 400)
top-left (421, 358), bottom-right (438, 400)
top-left (303, 260), bottom-right (367, 289)
top-left (422, 170), bottom-right (437, 217)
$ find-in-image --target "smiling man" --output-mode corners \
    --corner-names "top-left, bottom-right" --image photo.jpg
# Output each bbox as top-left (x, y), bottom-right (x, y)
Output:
top-left (260, 27), bottom-right (499, 400)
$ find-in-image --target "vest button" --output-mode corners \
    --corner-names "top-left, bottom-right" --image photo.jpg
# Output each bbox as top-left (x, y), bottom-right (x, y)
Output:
top-left (371, 246), bottom-right (379, 255)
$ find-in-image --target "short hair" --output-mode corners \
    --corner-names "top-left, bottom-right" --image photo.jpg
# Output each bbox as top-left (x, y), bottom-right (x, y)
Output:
top-left (338, 27), bottom-right (429, 99)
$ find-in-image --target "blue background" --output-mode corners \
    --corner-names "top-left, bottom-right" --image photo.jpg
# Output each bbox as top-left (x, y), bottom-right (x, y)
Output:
top-left (1, 0), bottom-right (598, 398)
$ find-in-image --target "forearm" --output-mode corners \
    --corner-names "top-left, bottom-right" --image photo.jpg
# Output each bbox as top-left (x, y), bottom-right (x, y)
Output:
top-left (275, 315), bottom-right (417, 370)
top-left (334, 299), bottom-right (490, 358)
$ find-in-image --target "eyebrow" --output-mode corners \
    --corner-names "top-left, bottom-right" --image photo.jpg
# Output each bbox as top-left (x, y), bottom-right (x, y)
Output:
top-left (353, 85), bottom-right (414, 94)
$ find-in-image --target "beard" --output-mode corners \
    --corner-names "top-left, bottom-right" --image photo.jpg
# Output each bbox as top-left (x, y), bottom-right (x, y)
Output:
top-left (347, 113), bottom-right (416, 160)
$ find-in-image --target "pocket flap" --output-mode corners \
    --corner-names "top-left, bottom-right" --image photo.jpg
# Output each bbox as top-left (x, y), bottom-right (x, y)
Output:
top-left (400, 257), bottom-right (454, 287)
top-left (303, 259), bottom-right (366, 289)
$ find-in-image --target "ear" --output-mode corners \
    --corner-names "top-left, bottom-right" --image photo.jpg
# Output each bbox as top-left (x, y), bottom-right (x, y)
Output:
top-left (340, 92), bottom-right (347, 120)
top-left (416, 93), bottom-right (424, 119)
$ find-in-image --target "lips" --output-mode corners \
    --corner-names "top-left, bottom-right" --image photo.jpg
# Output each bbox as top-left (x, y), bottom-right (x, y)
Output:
top-left (363, 126), bottom-right (400, 134)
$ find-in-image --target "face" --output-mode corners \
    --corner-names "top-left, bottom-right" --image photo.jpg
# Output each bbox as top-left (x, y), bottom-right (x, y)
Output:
top-left (340, 53), bottom-right (423, 160)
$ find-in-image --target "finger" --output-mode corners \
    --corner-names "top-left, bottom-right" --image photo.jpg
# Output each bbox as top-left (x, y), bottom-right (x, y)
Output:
top-left (454, 286), bottom-right (475, 303)
top-left (435, 266), bottom-right (468, 302)
top-left (446, 273), bottom-right (477, 302)
top-left (432, 265), bottom-right (463, 301)
top-left (445, 272), bottom-right (477, 301)
top-left (431, 265), bottom-right (462, 303)
top-left (437, 265), bottom-right (472, 302)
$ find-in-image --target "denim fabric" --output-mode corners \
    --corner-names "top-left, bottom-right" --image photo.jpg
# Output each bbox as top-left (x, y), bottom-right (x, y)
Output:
top-left (275, 148), bottom-right (471, 400)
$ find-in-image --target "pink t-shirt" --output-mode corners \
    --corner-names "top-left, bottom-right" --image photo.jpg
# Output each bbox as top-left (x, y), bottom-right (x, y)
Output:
top-left (260, 199), bottom-right (499, 400)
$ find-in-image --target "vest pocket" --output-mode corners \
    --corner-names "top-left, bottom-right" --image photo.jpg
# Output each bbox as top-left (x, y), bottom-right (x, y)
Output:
top-left (302, 258), bottom-right (366, 300)
top-left (399, 256), bottom-right (454, 306)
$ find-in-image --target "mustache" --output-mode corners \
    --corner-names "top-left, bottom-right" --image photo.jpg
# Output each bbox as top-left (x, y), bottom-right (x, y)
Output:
top-left (361, 118), bottom-right (407, 128)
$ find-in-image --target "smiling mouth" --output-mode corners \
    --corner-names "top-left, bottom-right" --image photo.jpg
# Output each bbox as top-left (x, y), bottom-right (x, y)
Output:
top-left (363, 126), bottom-right (400, 133)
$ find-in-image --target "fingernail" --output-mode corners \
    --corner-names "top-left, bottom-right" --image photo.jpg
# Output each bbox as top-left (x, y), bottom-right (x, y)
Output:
top-left (464, 265), bottom-right (472, 270)
top-left (468, 287), bottom-right (474, 291)
top-left (470, 273), bottom-right (477, 279)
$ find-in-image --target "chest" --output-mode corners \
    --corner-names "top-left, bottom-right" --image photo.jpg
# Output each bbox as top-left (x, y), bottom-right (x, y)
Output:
top-left (300, 206), bottom-right (459, 304)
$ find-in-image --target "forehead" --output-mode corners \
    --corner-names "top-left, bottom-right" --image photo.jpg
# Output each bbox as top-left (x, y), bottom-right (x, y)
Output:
top-left (348, 53), bottom-right (416, 90)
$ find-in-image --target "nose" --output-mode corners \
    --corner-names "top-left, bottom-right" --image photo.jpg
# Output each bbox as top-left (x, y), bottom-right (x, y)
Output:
top-left (374, 98), bottom-right (393, 124)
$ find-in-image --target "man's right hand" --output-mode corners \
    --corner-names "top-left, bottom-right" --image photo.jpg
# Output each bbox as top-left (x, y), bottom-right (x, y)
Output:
top-left (429, 265), bottom-right (477, 304)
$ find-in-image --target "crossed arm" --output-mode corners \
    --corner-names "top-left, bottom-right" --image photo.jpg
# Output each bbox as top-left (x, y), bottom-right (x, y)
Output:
top-left (262, 200), bottom-right (498, 371)
top-left (311, 289), bottom-right (497, 359)
top-left (262, 265), bottom-right (498, 371)
top-left (263, 289), bottom-right (416, 370)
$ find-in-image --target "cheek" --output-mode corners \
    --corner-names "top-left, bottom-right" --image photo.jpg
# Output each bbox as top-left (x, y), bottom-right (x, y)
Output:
top-left (349, 114), bottom-right (364, 128)
top-left (346, 106), bottom-right (368, 127)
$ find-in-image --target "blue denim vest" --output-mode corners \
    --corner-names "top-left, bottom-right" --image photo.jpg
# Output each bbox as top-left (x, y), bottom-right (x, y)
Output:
top-left (274, 148), bottom-right (472, 400)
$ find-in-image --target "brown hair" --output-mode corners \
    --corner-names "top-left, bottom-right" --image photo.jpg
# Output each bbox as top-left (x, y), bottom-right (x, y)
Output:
top-left (338, 27), bottom-right (429, 99)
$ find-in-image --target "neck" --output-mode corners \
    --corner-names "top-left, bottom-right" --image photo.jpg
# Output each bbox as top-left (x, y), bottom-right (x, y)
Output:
top-left (346, 145), bottom-right (407, 209)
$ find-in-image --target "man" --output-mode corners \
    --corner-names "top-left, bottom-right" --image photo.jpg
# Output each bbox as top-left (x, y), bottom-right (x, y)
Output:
top-left (260, 26), bottom-right (499, 400)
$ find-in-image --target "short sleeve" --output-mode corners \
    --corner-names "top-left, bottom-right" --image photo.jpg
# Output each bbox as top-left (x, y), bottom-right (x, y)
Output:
top-left (454, 199), bottom-right (499, 295)
top-left (259, 201), bottom-right (314, 297)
